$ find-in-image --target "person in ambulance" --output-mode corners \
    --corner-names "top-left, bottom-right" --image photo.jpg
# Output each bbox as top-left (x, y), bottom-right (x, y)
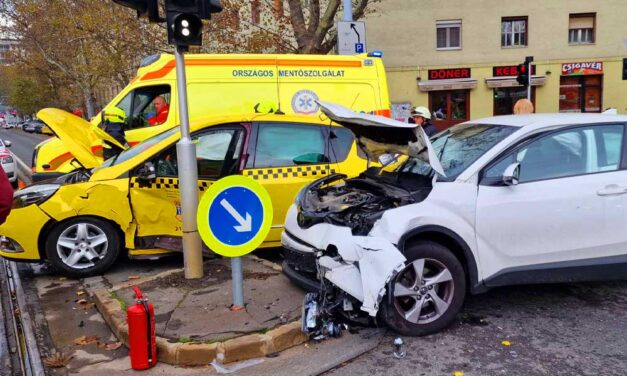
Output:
top-left (0, 107), bottom-right (370, 277)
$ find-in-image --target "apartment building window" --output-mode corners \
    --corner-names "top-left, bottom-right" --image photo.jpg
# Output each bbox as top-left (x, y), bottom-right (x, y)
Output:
top-left (436, 20), bottom-right (461, 50)
top-left (569, 13), bottom-right (595, 44)
top-left (501, 17), bottom-right (527, 47)
top-left (251, 0), bottom-right (261, 25)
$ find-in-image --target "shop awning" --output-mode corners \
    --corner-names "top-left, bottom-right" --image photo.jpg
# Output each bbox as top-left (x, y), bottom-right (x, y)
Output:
top-left (485, 75), bottom-right (546, 88)
top-left (418, 78), bottom-right (478, 91)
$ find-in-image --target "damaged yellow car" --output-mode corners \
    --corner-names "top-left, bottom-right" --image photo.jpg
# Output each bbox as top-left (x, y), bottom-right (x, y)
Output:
top-left (1, 108), bottom-right (369, 277)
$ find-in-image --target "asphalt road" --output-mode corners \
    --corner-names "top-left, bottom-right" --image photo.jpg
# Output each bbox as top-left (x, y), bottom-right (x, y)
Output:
top-left (326, 281), bottom-right (627, 376)
top-left (0, 128), bottom-right (49, 166)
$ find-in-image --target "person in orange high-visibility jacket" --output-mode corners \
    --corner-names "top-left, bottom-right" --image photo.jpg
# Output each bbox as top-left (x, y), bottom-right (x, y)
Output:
top-left (148, 96), bottom-right (169, 126)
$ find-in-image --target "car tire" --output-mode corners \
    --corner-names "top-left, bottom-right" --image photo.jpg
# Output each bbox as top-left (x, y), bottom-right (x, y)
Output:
top-left (381, 240), bottom-right (466, 336)
top-left (45, 217), bottom-right (121, 278)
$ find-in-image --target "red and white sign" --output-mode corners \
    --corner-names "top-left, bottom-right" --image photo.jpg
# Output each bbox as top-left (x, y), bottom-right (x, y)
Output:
top-left (428, 68), bottom-right (471, 80)
top-left (562, 61), bottom-right (603, 76)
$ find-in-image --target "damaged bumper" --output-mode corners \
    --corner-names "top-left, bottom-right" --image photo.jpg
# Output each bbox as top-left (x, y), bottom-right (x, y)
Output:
top-left (282, 204), bottom-right (406, 316)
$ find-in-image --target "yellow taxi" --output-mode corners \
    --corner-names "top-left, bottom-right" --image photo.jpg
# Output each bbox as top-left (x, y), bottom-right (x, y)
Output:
top-left (1, 108), bottom-right (369, 277)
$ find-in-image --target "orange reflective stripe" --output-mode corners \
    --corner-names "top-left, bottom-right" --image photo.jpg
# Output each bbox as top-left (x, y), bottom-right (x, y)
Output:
top-left (140, 58), bottom-right (362, 81)
top-left (374, 109), bottom-right (391, 118)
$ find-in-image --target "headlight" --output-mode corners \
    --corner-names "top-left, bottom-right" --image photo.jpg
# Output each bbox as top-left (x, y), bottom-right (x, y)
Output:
top-left (0, 156), bottom-right (13, 164)
top-left (12, 184), bottom-right (59, 209)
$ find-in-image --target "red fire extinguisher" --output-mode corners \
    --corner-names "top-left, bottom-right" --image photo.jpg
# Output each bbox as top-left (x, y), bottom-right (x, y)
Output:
top-left (127, 286), bottom-right (157, 370)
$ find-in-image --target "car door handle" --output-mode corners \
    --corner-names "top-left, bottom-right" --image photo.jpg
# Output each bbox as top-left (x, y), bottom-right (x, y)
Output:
top-left (597, 184), bottom-right (627, 196)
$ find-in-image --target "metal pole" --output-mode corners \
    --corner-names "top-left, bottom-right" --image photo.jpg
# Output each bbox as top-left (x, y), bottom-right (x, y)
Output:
top-left (174, 46), bottom-right (203, 279)
top-left (527, 64), bottom-right (532, 101)
top-left (231, 257), bottom-right (244, 307)
top-left (343, 0), bottom-right (352, 21)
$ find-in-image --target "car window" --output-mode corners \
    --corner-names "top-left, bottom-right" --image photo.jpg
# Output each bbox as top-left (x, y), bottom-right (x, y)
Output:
top-left (403, 124), bottom-right (517, 180)
top-left (154, 128), bottom-right (242, 179)
top-left (253, 123), bottom-right (327, 168)
top-left (114, 85), bottom-right (171, 130)
top-left (329, 127), bottom-right (355, 163)
top-left (484, 124), bottom-right (624, 183)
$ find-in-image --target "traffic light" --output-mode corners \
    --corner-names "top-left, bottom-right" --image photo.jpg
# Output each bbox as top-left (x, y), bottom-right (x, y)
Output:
top-left (112, 0), bottom-right (161, 22)
top-left (516, 63), bottom-right (529, 87)
top-left (166, 0), bottom-right (223, 47)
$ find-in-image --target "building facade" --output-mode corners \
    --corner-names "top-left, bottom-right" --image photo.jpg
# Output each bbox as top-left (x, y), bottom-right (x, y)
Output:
top-left (364, 0), bottom-right (627, 129)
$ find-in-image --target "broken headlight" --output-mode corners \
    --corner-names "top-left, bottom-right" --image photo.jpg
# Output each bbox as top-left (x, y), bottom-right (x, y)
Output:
top-left (12, 184), bottom-right (59, 208)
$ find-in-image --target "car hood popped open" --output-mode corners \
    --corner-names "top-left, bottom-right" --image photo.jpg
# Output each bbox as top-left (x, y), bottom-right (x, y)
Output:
top-left (37, 108), bottom-right (127, 169)
top-left (318, 101), bottom-right (445, 176)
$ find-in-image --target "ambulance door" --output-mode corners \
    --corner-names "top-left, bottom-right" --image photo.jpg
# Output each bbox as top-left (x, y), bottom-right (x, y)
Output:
top-left (129, 124), bottom-right (246, 242)
top-left (243, 121), bottom-right (335, 246)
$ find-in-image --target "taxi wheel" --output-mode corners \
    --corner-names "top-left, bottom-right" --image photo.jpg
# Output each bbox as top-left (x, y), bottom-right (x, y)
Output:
top-left (45, 217), bottom-right (121, 278)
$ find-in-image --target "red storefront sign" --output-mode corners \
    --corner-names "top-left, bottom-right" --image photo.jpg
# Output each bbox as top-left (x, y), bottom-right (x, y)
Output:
top-left (561, 62), bottom-right (603, 76)
top-left (428, 68), bottom-right (471, 80)
top-left (493, 65), bottom-right (536, 77)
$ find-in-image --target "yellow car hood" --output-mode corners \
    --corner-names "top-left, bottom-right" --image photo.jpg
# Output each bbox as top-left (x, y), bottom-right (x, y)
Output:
top-left (37, 108), bottom-right (126, 169)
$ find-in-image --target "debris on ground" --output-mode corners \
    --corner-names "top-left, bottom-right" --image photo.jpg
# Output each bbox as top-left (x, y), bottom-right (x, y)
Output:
top-left (210, 359), bottom-right (264, 374)
top-left (43, 352), bottom-right (73, 368)
top-left (74, 335), bottom-right (99, 346)
top-left (393, 337), bottom-right (406, 358)
top-left (501, 340), bottom-right (512, 346)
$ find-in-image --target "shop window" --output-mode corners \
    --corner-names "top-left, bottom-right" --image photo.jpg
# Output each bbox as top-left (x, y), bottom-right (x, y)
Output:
top-left (429, 90), bottom-right (469, 130)
top-left (436, 20), bottom-right (461, 50)
top-left (494, 87), bottom-right (535, 115)
top-left (559, 75), bottom-right (602, 113)
top-left (569, 13), bottom-right (595, 44)
top-left (501, 17), bottom-right (527, 47)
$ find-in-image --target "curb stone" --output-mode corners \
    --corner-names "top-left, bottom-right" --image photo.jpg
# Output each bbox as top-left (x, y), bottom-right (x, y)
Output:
top-left (92, 286), bottom-right (308, 366)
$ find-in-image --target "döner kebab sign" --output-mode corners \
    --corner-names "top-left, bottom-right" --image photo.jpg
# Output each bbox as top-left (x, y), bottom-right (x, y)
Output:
top-left (562, 61), bottom-right (603, 76)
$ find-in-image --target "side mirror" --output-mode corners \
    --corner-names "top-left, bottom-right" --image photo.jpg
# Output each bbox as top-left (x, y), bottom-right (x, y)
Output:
top-left (4, 140), bottom-right (11, 147)
top-left (502, 162), bottom-right (520, 186)
top-left (138, 161), bottom-right (156, 180)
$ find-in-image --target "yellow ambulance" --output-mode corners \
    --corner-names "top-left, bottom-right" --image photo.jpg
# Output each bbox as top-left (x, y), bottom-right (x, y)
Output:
top-left (32, 52), bottom-right (391, 177)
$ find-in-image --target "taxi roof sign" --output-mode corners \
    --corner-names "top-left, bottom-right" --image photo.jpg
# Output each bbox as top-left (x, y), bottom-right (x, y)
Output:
top-left (197, 175), bottom-right (273, 257)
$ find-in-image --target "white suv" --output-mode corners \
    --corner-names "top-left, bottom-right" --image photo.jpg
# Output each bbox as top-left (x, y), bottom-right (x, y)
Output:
top-left (283, 103), bottom-right (627, 335)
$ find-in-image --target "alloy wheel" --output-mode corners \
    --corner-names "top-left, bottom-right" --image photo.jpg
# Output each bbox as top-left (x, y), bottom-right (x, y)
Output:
top-left (56, 223), bottom-right (109, 270)
top-left (393, 257), bottom-right (455, 325)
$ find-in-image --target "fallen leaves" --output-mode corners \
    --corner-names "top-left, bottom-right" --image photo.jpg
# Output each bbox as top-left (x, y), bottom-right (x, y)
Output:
top-left (44, 352), bottom-right (73, 368)
top-left (75, 298), bottom-right (96, 310)
top-left (74, 335), bottom-right (99, 346)
top-left (74, 335), bottom-right (123, 351)
top-left (501, 340), bottom-right (512, 346)
top-left (453, 372), bottom-right (464, 376)
top-left (99, 341), bottom-right (123, 351)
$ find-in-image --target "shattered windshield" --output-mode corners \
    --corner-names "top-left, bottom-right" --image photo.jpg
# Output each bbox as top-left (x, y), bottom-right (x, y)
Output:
top-left (402, 124), bottom-right (517, 180)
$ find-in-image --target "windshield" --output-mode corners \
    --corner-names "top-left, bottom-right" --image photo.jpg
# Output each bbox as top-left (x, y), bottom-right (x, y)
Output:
top-left (402, 123), bottom-right (517, 180)
top-left (95, 127), bottom-right (179, 171)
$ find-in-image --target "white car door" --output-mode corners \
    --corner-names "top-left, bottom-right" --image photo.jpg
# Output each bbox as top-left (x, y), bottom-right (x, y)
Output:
top-left (475, 123), bottom-right (627, 282)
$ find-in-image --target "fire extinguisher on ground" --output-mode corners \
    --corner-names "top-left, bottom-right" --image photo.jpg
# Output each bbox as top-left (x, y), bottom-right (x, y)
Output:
top-left (127, 286), bottom-right (157, 370)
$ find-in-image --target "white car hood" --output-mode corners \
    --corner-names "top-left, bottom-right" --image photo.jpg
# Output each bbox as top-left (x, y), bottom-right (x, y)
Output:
top-left (319, 101), bottom-right (445, 176)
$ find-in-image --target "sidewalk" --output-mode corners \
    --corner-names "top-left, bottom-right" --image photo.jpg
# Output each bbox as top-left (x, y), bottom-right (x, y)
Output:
top-left (90, 256), bottom-right (310, 365)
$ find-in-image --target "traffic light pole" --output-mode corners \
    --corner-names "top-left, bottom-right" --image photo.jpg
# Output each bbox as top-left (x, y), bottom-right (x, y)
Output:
top-left (527, 63), bottom-right (532, 101)
top-left (174, 46), bottom-right (203, 279)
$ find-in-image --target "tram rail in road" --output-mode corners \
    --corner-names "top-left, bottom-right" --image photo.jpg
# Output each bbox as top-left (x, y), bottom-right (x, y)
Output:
top-left (1, 258), bottom-right (45, 375)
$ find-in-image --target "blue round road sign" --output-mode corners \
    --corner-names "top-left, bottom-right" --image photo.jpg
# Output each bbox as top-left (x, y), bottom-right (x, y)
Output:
top-left (197, 175), bottom-right (273, 257)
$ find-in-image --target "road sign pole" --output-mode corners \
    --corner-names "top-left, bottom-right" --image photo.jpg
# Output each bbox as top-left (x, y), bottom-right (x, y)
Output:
top-left (231, 257), bottom-right (244, 308)
top-left (343, 0), bottom-right (352, 21)
top-left (174, 45), bottom-right (203, 279)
